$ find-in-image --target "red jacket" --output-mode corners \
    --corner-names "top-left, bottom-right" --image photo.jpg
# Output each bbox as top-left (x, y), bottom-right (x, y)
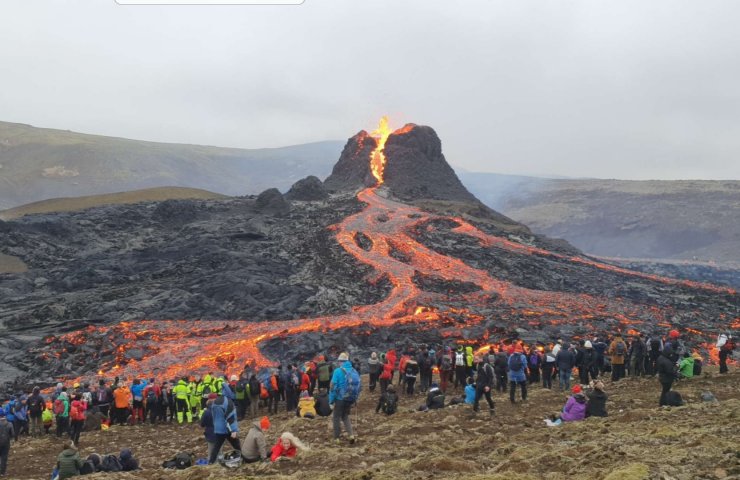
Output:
top-left (386, 350), bottom-right (397, 370)
top-left (379, 362), bottom-right (393, 380)
top-left (270, 441), bottom-right (297, 462)
top-left (300, 372), bottom-right (311, 392)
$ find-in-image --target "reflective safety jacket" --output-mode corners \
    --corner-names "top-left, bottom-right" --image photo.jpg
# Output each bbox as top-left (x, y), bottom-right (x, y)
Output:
top-left (173, 380), bottom-right (190, 400)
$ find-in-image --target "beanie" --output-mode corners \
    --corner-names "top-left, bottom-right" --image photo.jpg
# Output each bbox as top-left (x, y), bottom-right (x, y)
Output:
top-left (572, 385), bottom-right (582, 394)
top-left (338, 352), bottom-right (349, 361)
top-left (260, 416), bottom-right (271, 430)
top-left (208, 393), bottom-right (217, 400)
top-left (669, 329), bottom-right (680, 339)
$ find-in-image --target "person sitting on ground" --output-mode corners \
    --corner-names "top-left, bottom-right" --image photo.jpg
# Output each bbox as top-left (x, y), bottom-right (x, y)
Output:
top-left (678, 352), bottom-right (695, 379)
top-left (550, 385), bottom-right (587, 424)
top-left (83, 406), bottom-right (106, 432)
top-left (376, 384), bottom-right (399, 415)
top-left (313, 388), bottom-right (332, 417)
top-left (464, 377), bottom-right (476, 405)
top-left (270, 432), bottom-right (309, 462)
top-left (118, 448), bottom-right (139, 471)
top-left (57, 440), bottom-right (84, 480)
top-left (424, 383), bottom-right (446, 411)
top-left (241, 416), bottom-right (270, 463)
top-left (585, 380), bottom-right (608, 417)
top-left (42, 407), bottom-right (54, 435)
top-left (297, 391), bottom-right (316, 419)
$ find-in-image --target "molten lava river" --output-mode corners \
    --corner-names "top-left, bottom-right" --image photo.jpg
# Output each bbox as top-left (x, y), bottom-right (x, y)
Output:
top-left (51, 120), bottom-right (737, 382)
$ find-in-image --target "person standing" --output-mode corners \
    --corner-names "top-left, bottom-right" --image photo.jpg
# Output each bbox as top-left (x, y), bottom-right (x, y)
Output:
top-left (629, 335), bottom-right (646, 377)
top-left (112, 383), bottom-right (132, 426)
top-left (173, 377), bottom-right (192, 424)
top-left (719, 335), bottom-right (735, 374)
top-left (54, 391), bottom-right (70, 437)
top-left (541, 349), bottom-right (556, 389)
top-left (555, 343), bottom-right (576, 391)
top-left (580, 341), bottom-right (597, 385)
top-left (379, 359), bottom-right (393, 395)
top-left (0, 411), bottom-right (14, 477)
top-left (656, 345), bottom-right (678, 406)
top-left (473, 357), bottom-right (495, 415)
top-left (508, 345), bottom-right (528, 403)
top-left (26, 387), bottom-right (44, 438)
top-left (607, 335), bottom-right (628, 382)
top-left (404, 356), bottom-right (419, 396)
top-left (453, 346), bottom-right (467, 390)
top-left (329, 352), bottom-right (359, 444)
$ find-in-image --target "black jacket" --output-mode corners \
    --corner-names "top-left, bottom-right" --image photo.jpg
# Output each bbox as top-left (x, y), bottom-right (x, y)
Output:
top-left (656, 347), bottom-right (677, 384)
top-left (586, 389), bottom-right (608, 417)
top-left (556, 349), bottom-right (576, 371)
top-left (426, 388), bottom-right (445, 409)
top-left (314, 392), bottom-right (331, 417)
top-left (493, 353), bottom-right (508, 375)
top-left (475, 362), bottom-right (495, 388)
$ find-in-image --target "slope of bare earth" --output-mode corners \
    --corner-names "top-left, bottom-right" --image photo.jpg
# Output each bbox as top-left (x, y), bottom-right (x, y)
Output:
top-left (460, 174), bottom-right (740, 264)
top-left (5, 368), bottom-right (739, 480)
top-left (0, 187), bottom-right (227, 221)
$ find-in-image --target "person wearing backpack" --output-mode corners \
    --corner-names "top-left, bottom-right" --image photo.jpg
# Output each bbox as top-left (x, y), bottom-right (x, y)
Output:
top-left (130, 379), bottom-right (148, 425)
top-left (379, 359), bottom-right (393, 395)
top-left (95, 380), bottom-right (113, 418)
top-left (27, 386), bottom-right (45, 438)
top-left (329, 352), bottom-right (360, 444)
top-left (528, 347), bottom-right (541, 384)
top-left (0, 410), bottom-right (15, 477)
top-left (375, 384), bottom-right (399, 415)
top-left (473, 357), bottom-right (496, 414)
top-left (508, 344), bottom-right (528, 404)
top-left (607, 335), bottom-right (628, 381)
top-left (453, 345), bottom-right (467, 390)
top-left (69, 399), bottom-right (86, 446)
top-left (316, 356), bottom-right (333, 391)
top-left (368, 352), bottom-right (381, 392)
top-left (248, 374), bottom-right (261, 419)
top-left (404, 356), bottom-right (419, 396)
top-left (438, 346), bottom-right (454, 393)
top-left (285, 366), bottom-right (299, 413)
top-left (57, 440), bottom-right (83, 480)
top-left (54, 391), bottom-right (70, 438)
top-left (207, 394), bottom-right (241, 464)
top-left (542, 348), bottom-right (556, 389)
top-left (656, 345), bottom-right (679, 406)
top-left (143, 381), bottom-right (162, 424)
top-left (629, 335), bottom-right (647, 377)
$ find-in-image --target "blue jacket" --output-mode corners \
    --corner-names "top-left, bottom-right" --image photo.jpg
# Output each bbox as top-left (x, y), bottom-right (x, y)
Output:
top-left (130, 380), bottom-right (148, 400)
top-left (199, 407), bottom-right (217, 443)
top-left (464, 385), bottom-right (476, 404)
top-left (507, 353), bottom-right (528, 382)
top-left (211, 397), bottom-right (238, 435)
top-left (329, 360), bottom-right (353, 404)
top-left (221, 382), bottom-right (235, 401)
top-left (4, 401), bottom-right (16, 422)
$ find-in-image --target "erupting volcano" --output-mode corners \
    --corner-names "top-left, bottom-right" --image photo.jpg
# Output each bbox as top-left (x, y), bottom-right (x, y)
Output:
top-left (15, 119), bottom-right (738, 387)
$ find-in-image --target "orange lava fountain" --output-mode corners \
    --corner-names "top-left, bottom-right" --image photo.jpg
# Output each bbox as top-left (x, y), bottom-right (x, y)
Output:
top-left (369, 116), bottom-right (392, 184)
top-left (51, 119), bottom-right (737, 384)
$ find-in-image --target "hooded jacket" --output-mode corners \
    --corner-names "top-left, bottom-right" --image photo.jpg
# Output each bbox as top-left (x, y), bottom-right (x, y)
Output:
top-left (241, 422), bottom-right (268, 460)
top-left (298, 394), bottom-right (316, 418)
top-left (657, 346), bottom-right (678, 384)
top-left (607, 337), bottom-right (628, 365)
top-left (586, 389), bottom-right (608, 417)
top-left (679, 356), bottom-right (695, 378)
top-left (57, 448), bottom-right (84, 480)
top-left (329, 360), bottom-right (355, 404)
top-left (507, 352), bottom-right (528, 382)
top-left (119, 449), bottom-right (139, 471)
top-left (314, 391), bottom-right (331, 417)
top-left (211, 396), bottom-right (238, 435)
top-left (426, 387), bottom-right (445, 409)
top-left (368, 355), bottom-right (381, 375)
top-left (561, 393), bottom-right (587, 422)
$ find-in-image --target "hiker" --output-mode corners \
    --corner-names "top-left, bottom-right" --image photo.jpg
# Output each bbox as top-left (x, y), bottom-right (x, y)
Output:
top-left (474, 355), bottom-right (496, 414)
top-left (424, 383), bottom-right (446, 411)
top-left (556, 343), bottom-right (575, 391)
top-left (285, 366), bottom-right (299, 413)
top-left (417, 347), bottom-right (433, 393)
top-left (629, 335), bottom-right (646, 377)
top-left (678, 352), bottom-right (695, 379)
top-left (508, 345), bottom-right (528, 403)
top-left (83, 406), bottom-right (105, 432)
top-left (314, 388), bottom-right (332, 417)
top-left (398, 353), bottom-right (410, 388)
top-left (143, 380), bottom-right (162, 424)
top-left (207, 393), bottom-right (241, 464)
top-left (404, 355), bottom-right (419, 395)
top-left (13, 396), bottom-right (28, 438)
top-left (54, 391), bottom-right (71, 437)
top-left (0, 411), bottom-right (14, 477)
top-left (112, 382), bottom-right (132, 425)
top-left (664, 329), bottom-right (684, 357)
top-left (200, 395), bottom-right (217, 461)
top-left (248, 373), bottom-right (260, 419)
top-left (453, 346), bottom-right (467, 389)
top-left (592, 337), bottom-right (608, 375)
top-left (329, 352), bottom-right (360, 444)
top-left (69, 398), bottom-right (86, 446)
top-left (385, 349), bottom-right (398, 383)
top-left (42, 407), bottom-right (54, 435)
top-left (607, 335), bottom-right (628, 381)
top-left (119, 449), bottom-right (139, 471)
top-left (657, 345), bottom-right (678, 406)
top-left (580, 341), bottom-right (598, 384)
top-left (130, 379), bottom-right (147, 424)
top-left (438, 346), bottom-right (454, 393)
top-left (379, 359), bottom-right (393, 394)
top-left (270, 432), bottom-right (309, 462)
top-left (528, 347), bottom-right (541, 384)
top-left (297, 391), bottom-right (316, 418)
top-left (493, 348), bottom-right (508, 393)
top-left (542, 348), bottom-right (556, 389)
top-left (27, 386), bottom-right (45, 437)
top-left (585, 380), bottom-right (608, 417)
top-left (241, 416), bottom-right (270, 463)
top-left (555, 385), bottom-right (587, 422)
top-left (95, 380), bottom-right (113, 418)
top-left (57, 440), bottom-right (84, 480)
top-left (719, 335), bottom-right (735, 374)
top-left (367, 352), bottom-right (383, 392)
top-left (376, 384), bottom-right (399, 415)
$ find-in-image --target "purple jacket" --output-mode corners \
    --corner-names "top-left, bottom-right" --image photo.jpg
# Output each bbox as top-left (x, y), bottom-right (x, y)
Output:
top-left (561, 394), bottom-right (587, 422)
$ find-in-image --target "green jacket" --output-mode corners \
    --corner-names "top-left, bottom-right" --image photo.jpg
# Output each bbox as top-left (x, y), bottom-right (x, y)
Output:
top-left (679, 357), bottom-right (694, 378)
top-left (57, 449), bottom-right (83, 480)
top-left (173, 380), bottom-right (190, 400)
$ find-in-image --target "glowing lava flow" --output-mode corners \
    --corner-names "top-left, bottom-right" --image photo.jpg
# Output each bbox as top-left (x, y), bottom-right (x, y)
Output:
top-left (50, 122), bottom-right (737, 383)
top-left (369, 116), bottom-right (392, 184)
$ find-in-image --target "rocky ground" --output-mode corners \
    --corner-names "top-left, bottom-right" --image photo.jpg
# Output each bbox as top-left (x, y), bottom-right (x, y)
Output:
top-left (4, 367), bottom-right (739, 480)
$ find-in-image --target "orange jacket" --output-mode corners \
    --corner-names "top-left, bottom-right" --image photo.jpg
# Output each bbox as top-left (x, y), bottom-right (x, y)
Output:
top-left (113, 386), bottom-right (132, 409)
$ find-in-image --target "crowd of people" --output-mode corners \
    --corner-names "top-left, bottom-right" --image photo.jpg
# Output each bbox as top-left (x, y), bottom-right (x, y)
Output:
top-left (0, 330), bottom-right (735, 478)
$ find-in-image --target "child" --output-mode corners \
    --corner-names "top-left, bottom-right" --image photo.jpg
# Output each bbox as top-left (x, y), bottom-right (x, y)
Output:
top-left (270, 432), bottom-right (309, 462)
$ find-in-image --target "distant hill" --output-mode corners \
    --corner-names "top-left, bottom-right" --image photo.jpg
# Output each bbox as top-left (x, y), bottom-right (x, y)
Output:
top-left (0, 186), bottom-right (226, 220)
top-left (0, 121), bottom-right (342, 210)
top-left (459, 172), bottom-right (740, 263)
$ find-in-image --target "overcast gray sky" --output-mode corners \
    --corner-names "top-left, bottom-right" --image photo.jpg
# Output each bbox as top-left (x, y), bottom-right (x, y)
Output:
top-left (1, 0), bottom-right (739, 179)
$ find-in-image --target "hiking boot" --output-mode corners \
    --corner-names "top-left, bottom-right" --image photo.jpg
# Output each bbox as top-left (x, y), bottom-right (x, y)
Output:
top-left (349, 436), bottom-right (356, 444)
top-left (489, 409), bottom-right (495, 417)
top-left (334, 438), bottom-right (341, 445)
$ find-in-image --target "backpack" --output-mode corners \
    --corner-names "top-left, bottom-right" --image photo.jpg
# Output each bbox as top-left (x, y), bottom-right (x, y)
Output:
top-left (615, 342), bottom-right (626, 356)
top-left (80, 459), bottom-right (96, 475)
top-left (650, 337), bottom-right (661, 352)
top-left (53, 399), bottom-right (65, 416)
top-left (201, 383), bottom-right (213, 397)
top-left (100, 454), bottom-right (122, 472)
top-left (529, 353), bottom-right (540, 368)
top-left (440, 355), bottom-right (452, 371)
top-left (509, 354), bottom-right (524, 372)
top-left (382, 393), bottom-right (398, 415)
top-left (455, 352), bottom-right (465, 366)
top-left (28, 396), bottom-right (43, 416)
top-left (316, 363), bottom-right (329, 382)
top-left (665, 391), bottom-right (684, 407)
top-left (70, 405), bottom-right (85, 422)
top-left (162, 452), bottom-right (194, 469)
top-left (146, 388), bottom-right (157, 405)
top-left (338, 367), bottom-right (361, 403)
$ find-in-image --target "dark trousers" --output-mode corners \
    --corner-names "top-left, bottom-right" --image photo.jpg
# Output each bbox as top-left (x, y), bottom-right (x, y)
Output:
top-left (318, 380), bottom-right (330, 391)
top-left (510, 380), bottom-right (527, 402)
top-left (332, 400), bottom-right (353, 439)
top-left (369, 372), bottom-right (379, 392)
top-left (208, 434), bottom-right (241, 464)
top-left (659, 379), bottom-right (674, 406)
top-left (379, 378), bottom-right (390, 394)
top-left (268, 392), bottom-right (279, 414)
top-left (56, 416), bottom-right (69, 437)
top-left (236, 398), bottom-right (249, 420)
top-left (528, 367), bottom-right (540, 384)
top-left (496, 373), bottom-right (507, 393)
top-left (611, 364), bottom-right (625, 381)
top-left (419, 369), bottom-right (432, 392)
top-left (98, 404), bottom-right (110, 418)
top-left (648, 351), bottom-right (660, 375)
top-left (542, 366), bottom-right (553, 389)
top-left (719, 350), bottom-right (729, 374)
top-left (631, 356), bottom-right (644, 377)
top-left (406, 377), bottom-right (416, 395)
top-left (473, 386), bottom-right (494, 412)
top-left (70, 419), bottom-right (84, 445)
top-left (454, 367), bottom-right (467, 389)
top-left (0, 443), bottom-right (9, 475)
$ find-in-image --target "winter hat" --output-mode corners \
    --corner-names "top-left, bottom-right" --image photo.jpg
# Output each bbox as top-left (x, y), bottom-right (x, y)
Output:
top-left (260, 416), bottom-right (271, 430)
top-left (572, 385), bottom-right (582, 394)
top-left (230, 375), bottom-right (238, 382)
top-left (584, 341), bottom-right (593, 349)
top-left (300, 390), bottom-right (310, 398)
top-left (338, 352), bottom-right (349, 361)
top-left (431, 383), bottom-right (439, 389)
top-left (370, 352), bottom-right (378, 360)
top-left (208, 393), bottom-right (217, 400)
top-left (669, 329), bottom-right (680, 339)
top-left (56, 383), bottom-right (63, 389)
top-left (0, 411), bottom-right (5, 418)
